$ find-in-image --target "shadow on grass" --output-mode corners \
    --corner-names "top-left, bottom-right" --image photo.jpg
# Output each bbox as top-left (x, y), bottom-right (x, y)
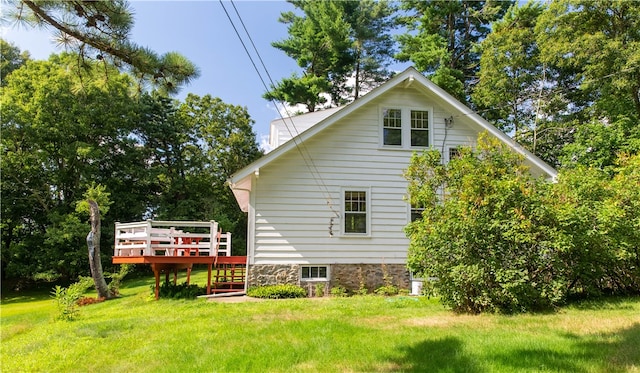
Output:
top-left (491, 323), bottom-right (640, 372)
top-left (1, 282), bottom-right (55, 304)
top-left (380, 337), bottom-right (482, 372)
top-left (569, 295), bottom-right (637, 311)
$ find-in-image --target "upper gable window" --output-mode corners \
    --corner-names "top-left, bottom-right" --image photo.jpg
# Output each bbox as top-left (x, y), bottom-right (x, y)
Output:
top-left (411, 110), bottom-right (430, 147)
top-left (383, 109), bottom-right (402, 146)
top-left (380, 107), bottom-right (432, 149)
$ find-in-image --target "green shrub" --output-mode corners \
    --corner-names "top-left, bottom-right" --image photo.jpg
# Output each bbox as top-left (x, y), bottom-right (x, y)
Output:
top-left (330, 285), bottom-right (348, 297)
top-left (247, 284), bottom-right (307, 299)
top-left (405, 135), bottom-right (564, 313)
top-left (107, 264), bottom-right (133, 297)
top-left (375, 284), bottom-right (399, 296)
top-left (153, 281), bottom-right (207, 299)
top-left (51, 276), bottom-right (94, 320)
top-left (315, 283), bottom-right (325, 297)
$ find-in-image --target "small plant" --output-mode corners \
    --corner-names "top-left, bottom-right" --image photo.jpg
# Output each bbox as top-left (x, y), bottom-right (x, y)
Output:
top-left (330, 285), bottom-right (348, 297)
top-left (315, 283), bottom-right (325, 297)
top-left (107, 264), bottom-right (132, 297)
top-left (355, 266), bottom-right (368, 295)
top-left (375, 284), bottom-right (399, 296)
top-left (51, 276), bottom-right (94, 321)
top-left (375, 263), bottom-right (399, 296)
top-left (247, 284), bottom-right (307, 299)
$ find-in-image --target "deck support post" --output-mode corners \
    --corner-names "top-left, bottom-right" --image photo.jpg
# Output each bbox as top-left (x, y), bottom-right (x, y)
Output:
top-left (153, 265), bottom-right (160, 300)
top-left (207, 263), bottom-right (212, 295)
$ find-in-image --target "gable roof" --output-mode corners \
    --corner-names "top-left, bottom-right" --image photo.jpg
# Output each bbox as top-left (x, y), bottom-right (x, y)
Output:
top-left (229, 67), bottom-right (558, 212)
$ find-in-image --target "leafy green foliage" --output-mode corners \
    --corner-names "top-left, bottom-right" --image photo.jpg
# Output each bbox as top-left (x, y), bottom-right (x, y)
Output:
top-left (106, 264), bottom-right (133, 297)
top-left (1, 54), bottom-right (147, 280)
top-left (375, 263), bottom-right (399, 296)
top-left (51, 276), bottom-right (94, 321)
top-left (153, 281), bottom-right (207, 299)
top-left (406, 133), bottom-right (640, 313)
top-left (330, 285), bottom-right (348, 297)
top-left (406, 133), bottom-right (562, 313)
top-left (0, 38), bottom-right (30, 86)
top-left (247, 284), bottom-right (307, 299)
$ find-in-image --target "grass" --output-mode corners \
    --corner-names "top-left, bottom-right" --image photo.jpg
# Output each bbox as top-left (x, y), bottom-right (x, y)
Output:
top-left (2, 269), bottom-right (639, 372)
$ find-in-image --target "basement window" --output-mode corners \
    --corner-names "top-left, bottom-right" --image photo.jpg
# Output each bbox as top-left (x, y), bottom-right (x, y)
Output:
top-left (301, 266), bottom-right (328, 281)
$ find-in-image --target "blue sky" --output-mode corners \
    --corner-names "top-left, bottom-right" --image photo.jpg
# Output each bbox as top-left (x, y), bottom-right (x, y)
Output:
top-left (2, 1), bottom-right (305, 147)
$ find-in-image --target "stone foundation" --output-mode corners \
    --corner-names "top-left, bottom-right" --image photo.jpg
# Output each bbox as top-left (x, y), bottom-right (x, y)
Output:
top-left (330, 264), bottom-right (410, 293)
top-left (247, 264), bottom-right (299, 287)
top-left (248, 263), bottom-right (410, 294)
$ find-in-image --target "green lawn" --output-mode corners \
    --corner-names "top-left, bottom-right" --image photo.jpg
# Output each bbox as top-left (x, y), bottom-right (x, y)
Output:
top-left (2, 269), bottom-right (639, 372)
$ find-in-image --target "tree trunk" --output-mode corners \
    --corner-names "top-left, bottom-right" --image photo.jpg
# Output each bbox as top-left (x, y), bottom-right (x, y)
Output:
top-left (87, 200), bottom-right (111, 299)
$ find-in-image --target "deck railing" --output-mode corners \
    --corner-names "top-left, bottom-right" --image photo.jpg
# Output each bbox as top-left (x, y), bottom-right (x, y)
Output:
top-left (114, 220), bottom-right (231, 257)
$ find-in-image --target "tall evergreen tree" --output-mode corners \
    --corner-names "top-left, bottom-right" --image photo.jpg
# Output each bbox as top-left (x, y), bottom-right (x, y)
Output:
top-left (266, 0), bottom-right (397, 111)
top-left (396, 0), bottom-right (511, 102)
top-left (535, 0), bottom-right (640, 169)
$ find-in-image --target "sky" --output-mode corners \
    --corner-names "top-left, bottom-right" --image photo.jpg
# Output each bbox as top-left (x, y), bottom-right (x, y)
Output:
top-left (1, 1), bottom-right (308, 148)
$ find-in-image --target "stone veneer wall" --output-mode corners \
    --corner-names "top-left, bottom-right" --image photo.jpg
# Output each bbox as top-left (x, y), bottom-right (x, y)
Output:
top-left (330, 264), bottom-right (410, 293)
top-left (247, 264), bottom-right (299, 287)
top-left (248, 263), bottom-right (410, 294)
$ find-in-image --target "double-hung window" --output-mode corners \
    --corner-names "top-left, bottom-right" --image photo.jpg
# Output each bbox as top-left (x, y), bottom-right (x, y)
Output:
top-left (344, 190), bottom-right (368, 235)
top-left (383, 109), bottom-right (402, 146)
top-left (381, 107), bottom-right (432, 149)
top-left (411, 110), bottom-right (430, 147)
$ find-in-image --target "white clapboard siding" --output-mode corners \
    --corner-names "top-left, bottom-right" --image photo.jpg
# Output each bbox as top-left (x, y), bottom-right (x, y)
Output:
top-left (251, 85), bottom-right (479, 265)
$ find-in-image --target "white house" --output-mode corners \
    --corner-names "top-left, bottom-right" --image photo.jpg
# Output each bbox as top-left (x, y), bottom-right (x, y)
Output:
top-left (228, 67), bottom-right (557, 294)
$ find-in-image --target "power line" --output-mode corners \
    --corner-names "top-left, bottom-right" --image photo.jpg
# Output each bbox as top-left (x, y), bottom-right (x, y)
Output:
top-left (219, 0), bottom-right (340, 216)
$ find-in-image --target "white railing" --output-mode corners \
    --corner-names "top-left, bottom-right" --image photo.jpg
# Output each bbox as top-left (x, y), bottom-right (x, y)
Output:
top-left (114, 220), bottom-right (232, 257)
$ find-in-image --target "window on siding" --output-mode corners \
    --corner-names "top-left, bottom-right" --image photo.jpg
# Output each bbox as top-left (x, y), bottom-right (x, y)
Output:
top-left (301, 266), bottom-right (328, 280)
top-left (410, 203), bottom-right (426, 222)
top-left (344, 190), bottom-right (367, 234)
top-left (411, 110), bottom-right (430, 147)
top-left (449, 147), bottom-right (461, 161)
top-left (382, 108), bottom-right (402, 146)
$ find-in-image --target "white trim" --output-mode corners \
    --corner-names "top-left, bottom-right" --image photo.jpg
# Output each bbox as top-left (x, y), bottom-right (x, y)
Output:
top-left (247, 174), bottom-right (257, 264)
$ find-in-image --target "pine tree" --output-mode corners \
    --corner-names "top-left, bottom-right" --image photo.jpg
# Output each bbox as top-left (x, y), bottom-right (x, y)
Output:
top-left (8, 0), bottom-right (199, 94)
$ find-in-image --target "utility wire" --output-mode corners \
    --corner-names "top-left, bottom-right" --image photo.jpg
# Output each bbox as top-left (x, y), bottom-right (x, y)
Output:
top-left (220, 0), bottom-right (340, 216)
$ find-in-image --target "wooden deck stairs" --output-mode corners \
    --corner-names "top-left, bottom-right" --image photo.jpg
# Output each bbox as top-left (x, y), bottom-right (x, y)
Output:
top-left (211, 256), bottom-right (247, 293)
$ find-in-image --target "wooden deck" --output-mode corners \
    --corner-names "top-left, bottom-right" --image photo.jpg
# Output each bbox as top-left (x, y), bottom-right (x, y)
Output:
top-left (112, 220), bottom-right (247, 299)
